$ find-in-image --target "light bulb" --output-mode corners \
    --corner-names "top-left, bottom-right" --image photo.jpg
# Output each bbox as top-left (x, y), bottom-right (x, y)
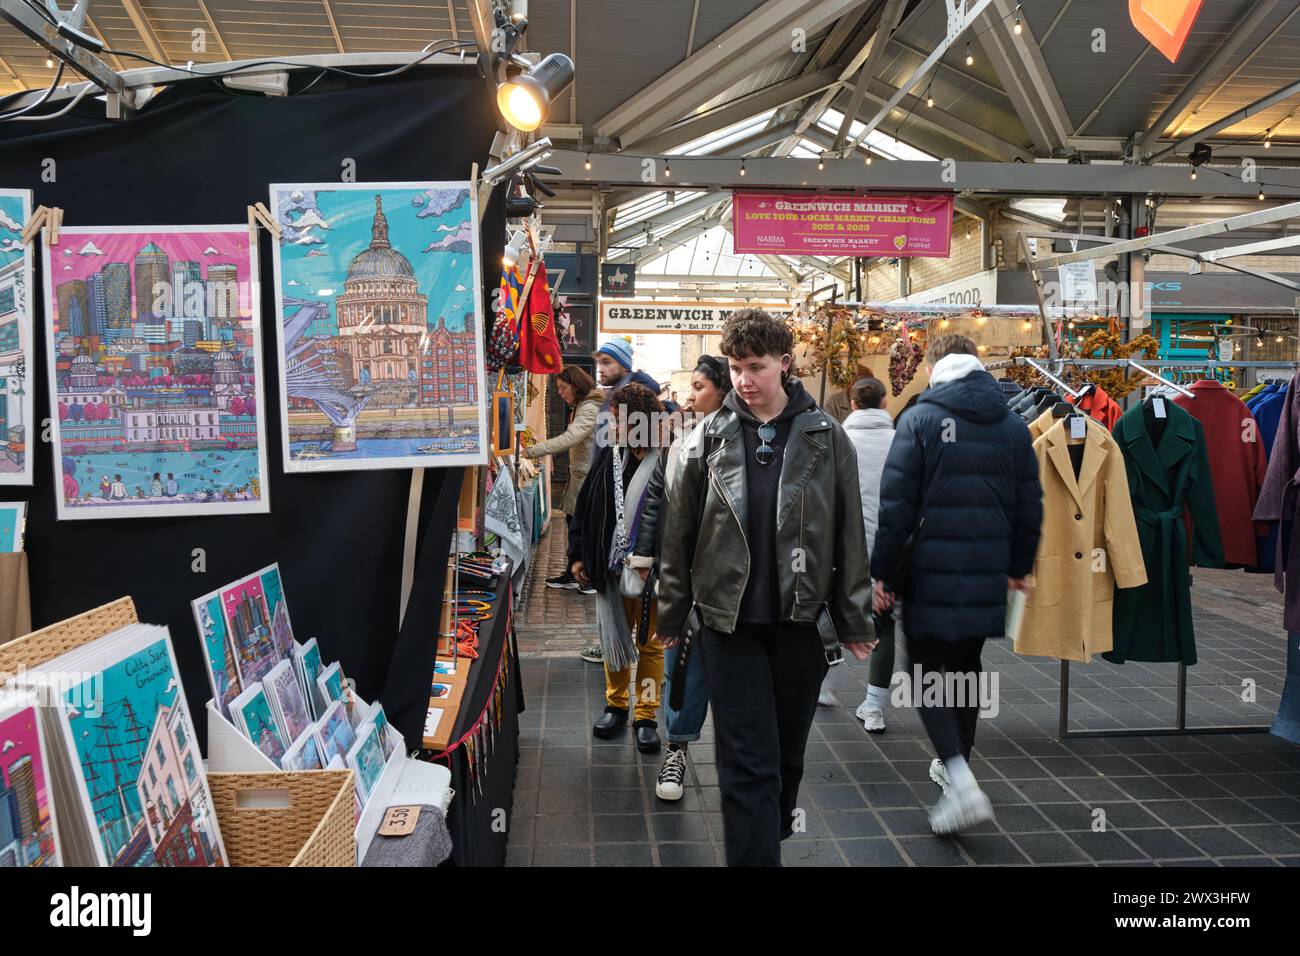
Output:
top-left (1259, 190), bottom-right (1266, 201)
top-left (739, 160), bottom-right (747, 176)
top-left (46, 56), bottom-right (54, 69)
top-left (965, 44), bottom-right (974, 66)
top-left (926, 93), bottom-right (935, 108)
top-left (1265, 133), bottom-right (1273, 148)
top-left (1014, 16), bottom-right (1022, 35)
top-left (1190, 169), bottom-right (1197, 181)
top-left (865, 155), bottom-right (872, 165)
top-left (584, 155), bottom-right (592, 171)
top-left (664, 161), bottom-right (671, 178)
top-left (1277, 336), bottom-right (1284, 343)
top-left (817, 154), bottom-right (825, 171)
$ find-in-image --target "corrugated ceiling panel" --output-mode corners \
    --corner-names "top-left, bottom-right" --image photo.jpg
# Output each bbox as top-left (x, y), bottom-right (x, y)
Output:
top-left (689, 0), bottom-right (781, 53)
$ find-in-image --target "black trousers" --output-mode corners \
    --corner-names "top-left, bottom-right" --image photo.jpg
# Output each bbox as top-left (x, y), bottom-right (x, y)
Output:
top-left (905, 635), bottom-right (987, 763)
top-left (698, 621), bottom-right (828, 867)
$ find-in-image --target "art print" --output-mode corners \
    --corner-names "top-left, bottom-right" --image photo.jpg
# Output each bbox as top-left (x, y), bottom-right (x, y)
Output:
top-left (0, 190), bottom-right (33, 486)
top-left (61, 635), bottom-right (225, 866)
top-left (346, 722), bottom-right (387, 803)
top-left (364, 702), bottom-right (398, 759)
top-left (269, 182), bottom-right (488, 472)
top-left (0, 704), bottom-right (60, 866)
top-left (294, 638), bottom-right (326, 719)
top-left (230, 683), bottom-right (287, 765)
top-left (316, 661), bottom-right (343, 707)
top-left (313, 700), bottom-right (355, 766)
top-left (281, 729), bottom-right (323, 771)
top-left (265, 659), bottom-right (311, 743)
top-left (42, 225), bottom-right (269, 519)
top-left (191, 563), bottom-right (295, 693)
top-left (0, 500), bottom-right (26, 552)
top-left (191, 593), bottom-right (241, 718)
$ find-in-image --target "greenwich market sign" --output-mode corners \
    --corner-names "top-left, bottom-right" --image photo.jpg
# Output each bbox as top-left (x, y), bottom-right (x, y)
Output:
top-left (600, 300), bottom-right (793, 334)
top-left (732, 191), bottom-right (953, 258)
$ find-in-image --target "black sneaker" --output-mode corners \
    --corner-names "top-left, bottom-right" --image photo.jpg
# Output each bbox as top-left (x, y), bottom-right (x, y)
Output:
top-left (578, 582), bottom-right (597, 595)
top-left (545, 572), bottom-right (579, 590)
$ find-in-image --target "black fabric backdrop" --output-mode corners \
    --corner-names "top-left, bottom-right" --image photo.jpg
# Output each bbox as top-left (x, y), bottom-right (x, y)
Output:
top-left (0, 67), bottom-right (504, 748)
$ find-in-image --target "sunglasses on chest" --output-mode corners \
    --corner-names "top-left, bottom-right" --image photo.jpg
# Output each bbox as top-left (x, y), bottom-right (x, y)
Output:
top-left (755, 423), bottom-right (777, 466)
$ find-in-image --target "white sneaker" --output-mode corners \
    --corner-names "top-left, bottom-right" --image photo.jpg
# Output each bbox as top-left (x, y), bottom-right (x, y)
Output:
top-left (655, 746), bottom-right (688, 801)
top-left (928, 758), bottom-right (951, 796)
top-left (928, 783), bottom-right (994, 835)
top-left (855, 701), bottom-right (886, 734)
top-left (817, 674), bottom-right (840, 707)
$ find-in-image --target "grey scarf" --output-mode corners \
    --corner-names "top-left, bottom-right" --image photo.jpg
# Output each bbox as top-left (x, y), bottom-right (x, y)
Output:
top-left (596, 447), bottom-right (659, 672)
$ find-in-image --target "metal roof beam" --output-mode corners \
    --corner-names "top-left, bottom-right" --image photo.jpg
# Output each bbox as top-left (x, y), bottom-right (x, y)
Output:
top-left (635, 68), bottom-right (844, 156)
top-left (321, 0), bottom-right (346, 54)
top-left (120, 0), bottom-right (168, 64)
top-left (846, 0), bottom-right (996, 151)
top-left (1201, 233), bottom-right (1300, 262)
top-left (609, 192), bottom-right (725, 244)
top-left (823, 82), bottom-right (1033, 161)
top-left (192, 1), bottom-right (232, 62)
top-left (1138, 0), bottom-right (1281, 159)
top-left (595, 0), bottom-right (866, 147)
top-left (1147, 77), bottom-right (1300, 164)
top-left (1029, 202), bottom-right (1300, 271)
top-left (831, 0), bottom-right (907, 152)
top-left (975, 0), bottom-right (1070, 154)
top-left (542, 148), bottom-right (1300, 197)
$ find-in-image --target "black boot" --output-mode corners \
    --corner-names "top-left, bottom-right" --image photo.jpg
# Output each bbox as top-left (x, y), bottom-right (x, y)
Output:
top-left (633, 718), bottom-right (661, 754)
top-left (593, 706), bottom-right (628, 739)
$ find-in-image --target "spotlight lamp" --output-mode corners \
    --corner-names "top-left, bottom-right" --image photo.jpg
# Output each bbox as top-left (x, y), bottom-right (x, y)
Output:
top-left (497, 52), bottom-right (576, 132)
top-left (510, 0), bottom-right (528, 21)
top-left (503, 230), bottom-right (527, 269)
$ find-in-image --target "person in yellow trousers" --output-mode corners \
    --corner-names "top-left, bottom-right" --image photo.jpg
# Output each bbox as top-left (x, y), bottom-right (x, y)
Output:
top-left (569, 383), bottom-right (667, 752)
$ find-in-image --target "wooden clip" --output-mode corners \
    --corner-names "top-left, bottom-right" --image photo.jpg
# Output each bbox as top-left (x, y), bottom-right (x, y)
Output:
top-left (246, 203), bottom-right (281, 241)
top-left (22, 206), bottom-right (61, 247)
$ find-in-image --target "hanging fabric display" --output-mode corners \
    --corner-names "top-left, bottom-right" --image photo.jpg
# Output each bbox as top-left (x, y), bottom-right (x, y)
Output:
top-left (1016, 414), bottom-right (1148, 662)
top-left (487, 265), bottom-right (524, 372)
top-left (1107, 399), bottom-right (1224, 665)
top-left (517, 261), bottom-right (564, 375)
top-left (1254, 372), bottom-right (1300, 631)
top-left (1172, 379), bottom-right (1268, 567)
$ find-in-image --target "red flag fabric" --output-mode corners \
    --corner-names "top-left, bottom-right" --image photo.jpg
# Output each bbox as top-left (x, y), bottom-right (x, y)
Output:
top-left (518, 261), bottom-right (563, 375)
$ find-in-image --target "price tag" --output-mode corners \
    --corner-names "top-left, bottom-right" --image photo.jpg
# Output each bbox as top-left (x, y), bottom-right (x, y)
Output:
top-left (379, 805), bottom-right (421, 837)
top-left (1070, 415), bottom-right (1087, 439)
top-left (1153, 397), bottom-right (1167, 419)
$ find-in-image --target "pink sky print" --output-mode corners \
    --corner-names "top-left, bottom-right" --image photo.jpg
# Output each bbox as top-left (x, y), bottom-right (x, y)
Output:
top-left (0, 708), bottom-right (50, 814)
top-left (222, 576), bottom-right (266, 615)
top-left (53, 229), bottom-right (254, 325)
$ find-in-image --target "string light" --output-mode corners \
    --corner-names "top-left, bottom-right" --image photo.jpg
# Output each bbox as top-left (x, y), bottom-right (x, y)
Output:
top-left (584, 154), bottom-right (592, 171)
top-left (817, 153), bottom-right (825, 171)
top-left (1190, 167), bottom-right (1197, 181)
top-left (926, 92), bottom-right (935, 108)
top-left (1265, 131), bottom-right (1273, 148)
top-left (1013, 14), bottom-right (1022, 35)
top-left (1259, 188), bottom-right (1266, 201)
top-left (965, 43), bottom-right (974, 66)
top-left (664, 160), bottom-right (671, 178)
top-left (739, 159), bottom-right (747, 176)
top-left (864, 155), bottom-right (872, 165)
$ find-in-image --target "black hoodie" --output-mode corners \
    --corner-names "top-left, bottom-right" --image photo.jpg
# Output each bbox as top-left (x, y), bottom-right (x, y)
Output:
top-left (725, 378), bottom-right (818, 624)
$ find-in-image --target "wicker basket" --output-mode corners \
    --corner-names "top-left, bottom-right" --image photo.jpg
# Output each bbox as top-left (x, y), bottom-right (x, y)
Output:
top-left (0, 595), bottom-right (138, 676)
top-left (208, 771), bottom-right (357, 867)
top-left (2, 597), bottom-right (357, 867)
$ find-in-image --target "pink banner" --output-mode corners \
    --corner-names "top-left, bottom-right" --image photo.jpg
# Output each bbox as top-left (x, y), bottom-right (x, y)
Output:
top-left (731, 191), bottom-right (954, 258)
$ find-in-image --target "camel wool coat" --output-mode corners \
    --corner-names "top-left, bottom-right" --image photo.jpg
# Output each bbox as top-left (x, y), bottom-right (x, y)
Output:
top-left (1016, 415), bottom-right (1148, 662)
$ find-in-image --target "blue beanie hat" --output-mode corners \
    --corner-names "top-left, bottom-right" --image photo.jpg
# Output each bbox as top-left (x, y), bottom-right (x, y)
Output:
top-left (595, 338), bottom-right (633, 370)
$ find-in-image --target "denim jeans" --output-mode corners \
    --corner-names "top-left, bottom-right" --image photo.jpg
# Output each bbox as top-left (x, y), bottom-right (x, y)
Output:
top-left (1272, 631), bottom-right (1300, 746)
top-left (663, 639), bottom-right (709, 743)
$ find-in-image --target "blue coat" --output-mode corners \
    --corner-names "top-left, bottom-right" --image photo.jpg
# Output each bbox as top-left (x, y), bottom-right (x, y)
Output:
top-left (871, 369), bottom-right (1043, 642)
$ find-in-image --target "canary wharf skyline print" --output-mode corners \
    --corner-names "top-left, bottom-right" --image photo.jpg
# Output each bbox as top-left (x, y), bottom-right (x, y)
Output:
top-left (269, 181), bottom-right (488, 473)
top-left (42, 225), bottom-right (270, 521)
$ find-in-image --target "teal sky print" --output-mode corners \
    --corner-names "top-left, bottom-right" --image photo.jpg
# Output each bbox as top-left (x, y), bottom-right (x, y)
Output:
top-left (63, 638), bottom-right (177, 863)
top-left (0, 195), bottom-right (24, 270)
top-left (260, 567), bottom-right (286, 620)
top-left (277, 186), bottom-right (475, 335)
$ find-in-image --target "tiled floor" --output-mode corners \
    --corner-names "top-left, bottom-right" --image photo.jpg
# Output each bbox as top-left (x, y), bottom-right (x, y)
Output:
top-left (507, 518), bottom-right (1300, 867)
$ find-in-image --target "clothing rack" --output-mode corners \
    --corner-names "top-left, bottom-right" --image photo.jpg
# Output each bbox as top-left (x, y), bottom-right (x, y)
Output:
top-left (994, 357), bottom-right (1278, 738)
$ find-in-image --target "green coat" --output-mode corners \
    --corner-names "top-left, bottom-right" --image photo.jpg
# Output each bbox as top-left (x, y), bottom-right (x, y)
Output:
top-left (1108, 400), bottom-right (1223, 665)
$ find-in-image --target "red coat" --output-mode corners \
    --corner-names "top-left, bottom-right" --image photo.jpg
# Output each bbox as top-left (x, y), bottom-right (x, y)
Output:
top-left (1173, 379), bottom-right (1268, 566)
top-left (1068, 385), bottom-right (1122, 429)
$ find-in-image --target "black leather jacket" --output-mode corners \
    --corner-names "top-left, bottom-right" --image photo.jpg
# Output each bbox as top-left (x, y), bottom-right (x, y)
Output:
top-left (656, 384), bottom-right (874, 645)
top-left (631, 442), bottom-right (671, 567)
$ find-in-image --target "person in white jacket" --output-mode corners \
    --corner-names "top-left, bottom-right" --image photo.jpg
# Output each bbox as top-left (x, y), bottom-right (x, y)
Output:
top-left (841, 377), bottom-right (896, 732)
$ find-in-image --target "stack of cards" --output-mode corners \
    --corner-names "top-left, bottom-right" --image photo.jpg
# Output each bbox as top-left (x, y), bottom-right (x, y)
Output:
top-left (0, 702), bottom-right (61, 866)
top-left (17, 623), bottom-right (227, 867)
top-left (0, 502), bottom-right (25, 553)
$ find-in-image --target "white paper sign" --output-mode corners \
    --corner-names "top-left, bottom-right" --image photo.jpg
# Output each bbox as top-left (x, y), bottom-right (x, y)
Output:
top-left (1058, 261), bottom-right (1098, 303)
